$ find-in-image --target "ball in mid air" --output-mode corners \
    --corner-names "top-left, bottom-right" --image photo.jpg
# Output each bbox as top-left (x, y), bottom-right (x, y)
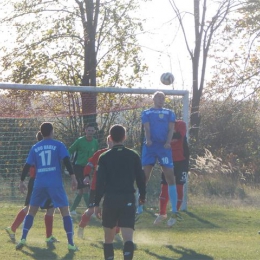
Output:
top-left (160, 72), bottom-right (174, 85)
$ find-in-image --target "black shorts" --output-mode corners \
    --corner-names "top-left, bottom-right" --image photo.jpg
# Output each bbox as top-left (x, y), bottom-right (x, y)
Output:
top-left (25, 178), bottom-right (53, 209)
top-left (161, 160), bottom-right (188, 185)
top-left (102, 194), bottom-right (136, 229)
top-left (73, 164), bottom-right (89, 189)
top-left (88, 189), bottom-right (96, 208)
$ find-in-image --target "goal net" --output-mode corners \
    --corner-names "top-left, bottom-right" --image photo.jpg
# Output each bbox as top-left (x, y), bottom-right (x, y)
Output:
top-left (0, 83), bottom-right (189, 210)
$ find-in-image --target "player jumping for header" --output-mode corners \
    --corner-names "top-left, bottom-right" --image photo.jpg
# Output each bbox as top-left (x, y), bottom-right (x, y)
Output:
top-left (141, 91), bottom-right (179, 226)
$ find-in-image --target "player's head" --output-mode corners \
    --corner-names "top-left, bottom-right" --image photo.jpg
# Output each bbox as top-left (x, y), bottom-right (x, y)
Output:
top-left (153, 91), bottom-right (165, 108)
top-left (109, 124), bottom-right (126, 143)
top-left (36, 131), bottom-right (43, 142)
top-left (106, 135), bottom-right (114, 148)
top-left (40, 122), bottom-right (53, 138)
top-left (84, 123), bottom-right (96, 139)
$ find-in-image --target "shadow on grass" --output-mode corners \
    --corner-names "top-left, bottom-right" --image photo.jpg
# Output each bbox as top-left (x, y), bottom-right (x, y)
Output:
top-left (16, 244), bottom-right (78, 260)
top-left (18, 245), bottom-right (59, 260)
top-left (143, 244), bottom-right (214, 260)
top-left (137, 208), bottom-right (220, 230)
top-left (184, 211), bottom-right (219, 228)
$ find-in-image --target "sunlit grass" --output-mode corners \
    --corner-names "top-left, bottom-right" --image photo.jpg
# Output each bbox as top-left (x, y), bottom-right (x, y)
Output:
top-left (1, 202), bottom-right (260, 260)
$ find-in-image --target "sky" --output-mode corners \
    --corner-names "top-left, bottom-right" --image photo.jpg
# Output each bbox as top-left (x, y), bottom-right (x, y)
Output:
top-left (137, 0), bottom-right (194, 91)
top-left (0, 0), bottom-right (222, 94)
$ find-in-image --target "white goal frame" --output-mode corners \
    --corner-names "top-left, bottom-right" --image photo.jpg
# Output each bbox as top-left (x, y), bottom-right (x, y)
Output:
top-left (0, 82), bottom-right (189, 210)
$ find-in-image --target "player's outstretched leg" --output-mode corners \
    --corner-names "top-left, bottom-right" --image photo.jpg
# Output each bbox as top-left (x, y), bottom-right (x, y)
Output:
top-left (154, 183), bottom-right (169, 225)
top-left (78, 208), bottom-right (93, 238)
top-left (16, 214), bottom-right (34, 250)
top-left (6, 207), bottom-right (28, 242)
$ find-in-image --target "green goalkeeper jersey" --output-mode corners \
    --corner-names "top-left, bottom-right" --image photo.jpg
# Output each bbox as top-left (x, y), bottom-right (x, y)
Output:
top-left (68, 136), bottom-right (98, 166)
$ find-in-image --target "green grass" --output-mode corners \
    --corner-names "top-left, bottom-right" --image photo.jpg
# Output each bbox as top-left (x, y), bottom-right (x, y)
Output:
top-left (1, 203), bottom-right (260, 260)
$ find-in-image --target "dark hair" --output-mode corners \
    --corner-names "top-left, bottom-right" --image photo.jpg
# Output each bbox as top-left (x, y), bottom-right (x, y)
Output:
top-left (40, 122), bottom-right (53, 137)
top-left (109, 124), bottom-right (125, 143)
top-left (84, 122), bottom-right (97, 129)
top-left (36, 131), bottom-right (43, 141)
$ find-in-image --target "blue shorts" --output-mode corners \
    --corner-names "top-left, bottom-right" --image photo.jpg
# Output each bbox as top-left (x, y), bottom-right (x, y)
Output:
top-left (142, 142), bottom-right (173, 168)
top-left (30, 186), bottom-right (69, 208)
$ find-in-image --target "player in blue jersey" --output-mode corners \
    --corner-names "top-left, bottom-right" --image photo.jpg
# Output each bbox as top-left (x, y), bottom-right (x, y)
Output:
top-left (16, 122), bottom-right (78, 252)
top-left (141, 91), bottom-right (179, 226)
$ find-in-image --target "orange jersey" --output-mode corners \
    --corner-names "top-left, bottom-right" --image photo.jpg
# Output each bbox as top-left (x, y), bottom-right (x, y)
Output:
top-left (83, 148), bottom-right (108, 190)
top-left (171, 120), bottom-right (187, 162)
top-left (29, 166), bottom-right (36, 178)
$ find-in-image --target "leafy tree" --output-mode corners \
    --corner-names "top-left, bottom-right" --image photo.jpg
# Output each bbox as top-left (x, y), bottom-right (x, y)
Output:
top-left (168, 0), bottom-right (241, 140)
top-left (206, 0), bottom-right (260, 101)
top-left (0, 0), bottom-right (148, 125)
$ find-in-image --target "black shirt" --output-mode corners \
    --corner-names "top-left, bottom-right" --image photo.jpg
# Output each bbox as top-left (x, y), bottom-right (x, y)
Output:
top-left (94, 144), bottom-right (146, 206)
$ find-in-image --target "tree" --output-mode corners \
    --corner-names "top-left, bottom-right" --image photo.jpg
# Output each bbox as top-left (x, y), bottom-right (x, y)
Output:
top-left (0, 0), bottom-right (147, 126)
top-left (168, 0), bottom-right (241, 140)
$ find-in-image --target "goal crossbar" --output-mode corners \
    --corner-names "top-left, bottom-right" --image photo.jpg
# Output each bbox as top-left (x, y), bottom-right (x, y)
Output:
top-left (0, 82), bottom-right (189, 136)
top-left (0, 82), bottom-right (190, 210)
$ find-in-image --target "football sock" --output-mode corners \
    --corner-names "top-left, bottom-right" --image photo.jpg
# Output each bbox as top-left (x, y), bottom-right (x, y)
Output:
top-left (21, 214), bottom-right (34, 240)
top-left (83, 193), bottom-right (89, 207)
top-left (168, 184), bottom-right (177, 213)
top-left (177, 184), bottom-right (184, 211)
top-left (123, 241), bottom-right (134, 260)
top-left (136, 205), bottom-right (143, 214)
top-left (11, 208), bottom-right (27, 232)
top-left (45, 214), bottom-right (53, 238)
top-left (63, 215), bottom-right (74, 246)
top-left (104, 243), bottom-right (114, 260)
top-left (79, 212), bottom-right (91, 228)
top-left (159, 184), bottom-right (169, 215)
top-left (70, 194), bottom-right (82, 212)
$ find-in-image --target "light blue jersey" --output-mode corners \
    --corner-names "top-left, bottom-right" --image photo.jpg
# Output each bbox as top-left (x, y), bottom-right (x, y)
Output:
top-left (26, 139), bottom-right (69, 188)
top-left (141, 108), bottom-right (175, 143)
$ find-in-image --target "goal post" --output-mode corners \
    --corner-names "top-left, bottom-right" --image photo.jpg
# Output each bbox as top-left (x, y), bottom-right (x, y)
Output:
top-left (0, 82), bottom-right (189, 210)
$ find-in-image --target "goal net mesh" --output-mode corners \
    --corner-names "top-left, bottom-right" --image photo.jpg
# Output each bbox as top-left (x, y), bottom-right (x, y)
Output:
top-left (0, 88), bottom-right (185, 209)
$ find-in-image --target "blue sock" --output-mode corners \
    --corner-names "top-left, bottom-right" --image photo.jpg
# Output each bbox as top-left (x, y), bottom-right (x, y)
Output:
top-left (63, 215), bottom-right (74, 245)
top-left (136, 205), bottom-right (143, 214)
top-left (21, 214), bottom-right (34, 240)
top-left (168, 184), bottom-right (177, 213)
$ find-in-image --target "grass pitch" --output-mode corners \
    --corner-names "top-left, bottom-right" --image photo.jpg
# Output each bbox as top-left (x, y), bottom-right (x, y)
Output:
top-left (1, 203), bottom-right (260, 259)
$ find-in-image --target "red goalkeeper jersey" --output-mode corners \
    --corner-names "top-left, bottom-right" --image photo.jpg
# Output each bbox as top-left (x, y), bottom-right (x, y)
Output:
top-left (171, 120), bottom-right (187, 162)
top-left (83, 148), bottom-right (108, 190)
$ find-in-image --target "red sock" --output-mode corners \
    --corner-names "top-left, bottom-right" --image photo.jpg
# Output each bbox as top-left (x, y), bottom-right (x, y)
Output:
top-left (11, 209), bottom-right (27, 232)
top-left (177, 184), bottom-right (184, 211)
top-left (79, 213), bottom-right (91, 228)
top-left (159, 184), bottom-right (169, 215)
top-left (45, 215), bottom-right (53, 238)
top-left (115, 226), bottom-right (120, 234)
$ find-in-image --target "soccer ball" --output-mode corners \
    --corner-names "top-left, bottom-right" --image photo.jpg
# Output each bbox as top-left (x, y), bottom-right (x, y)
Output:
top-left (160, 72), bottom-right (174, 85)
